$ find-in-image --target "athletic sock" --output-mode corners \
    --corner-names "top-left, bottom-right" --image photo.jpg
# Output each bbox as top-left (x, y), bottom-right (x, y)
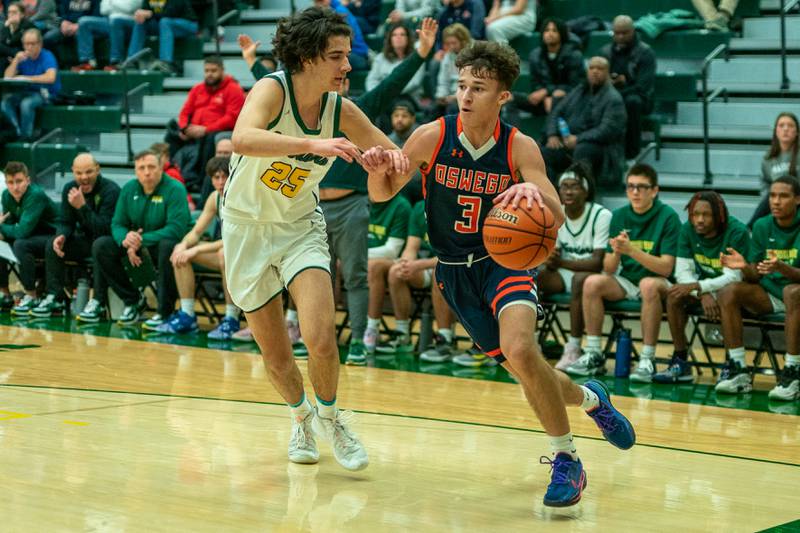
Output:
top-left (316, 394), bottom-right (337, 419)
top-left (367, 317), bottom-right (381, 330)
top-left (180, 298), bottom-right (195, 317)
top-left (729, 347), bottom-right (746, 366)
top-left (673, 349), bottom-right (688, 361)
top-left (585, 335), bottom-right (602, 353)
top-left (285, 309), bottom-right (298, 323)
top-left (289, 393), bottom-right (312, 419)
top-left (579, 385), bottom-right (600, 411)
top-left (225, 305), bottom-right (240, 320)
top-left (438, 328), bottom-right (453, 344)
top-left (785, 354), bottom-right (800, 367)
top-left (395, 319), bottom-right (410, 335)
top-left (567, 335), bottom-right (582, 346)
top-left (549, 433), bottom-right (578, 460)
top-left (641, 345), bottom-right (656, 360)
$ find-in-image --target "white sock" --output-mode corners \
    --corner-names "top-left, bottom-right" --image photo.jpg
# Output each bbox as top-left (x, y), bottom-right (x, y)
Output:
top-left (316, 395), bottom-right (337, 419)
top-left (289, 393), bottom-right (312, 420)
top-left (641, 345), bottom-right (656, 360)
top-left (395, 319), bottom-right (410, 334)
top-left (285, 309), bottom-right (298, 323)
top-left (438, 328), bottom-right (453, 343)
top-left (729, 347), bottom-right (746, 366)
top-left (568, 335), bottom-right (582, 346)
top-left (549, 433), bottom-right (578, 460)
top-left (586, 335), bottom-right (602, 352)
top-left (367, 317), bottom-right (381, 330)
top-left (580, 385), bottom-right (600, 411)
top-left (785, 354), bottom-right (800, 367)
top-left (180, 298), bottom-right (195, 316)
top-left (225, 305), bottom-right (240, 320)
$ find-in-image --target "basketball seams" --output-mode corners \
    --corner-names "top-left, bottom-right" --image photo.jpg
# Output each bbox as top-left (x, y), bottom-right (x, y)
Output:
top-left (483, 203), bottom-right (557, 270)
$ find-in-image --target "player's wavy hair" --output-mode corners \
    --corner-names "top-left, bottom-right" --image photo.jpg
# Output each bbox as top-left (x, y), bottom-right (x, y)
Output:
top-left (685, 190), bottom-right (728, 234)
top-left (454, 40), bottom-right (520, 91)
top-left (272, 7), bottom-right (352, 74)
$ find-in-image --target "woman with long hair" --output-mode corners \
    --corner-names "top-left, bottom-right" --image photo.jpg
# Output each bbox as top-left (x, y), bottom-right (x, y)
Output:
top-left (366, 22), bottom-right (425, 98)
top-left (0, 2), bottom-right (34, 71)
top-left (749, 112), bottom-right (799, 226)
top-left (434, 22), bottom-right (472, 116)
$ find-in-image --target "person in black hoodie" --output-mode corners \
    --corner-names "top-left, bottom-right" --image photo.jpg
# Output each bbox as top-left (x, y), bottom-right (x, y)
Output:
top-left (125, 0), bottom-right (197, 74)
top-left (0, 2), bottom-right (34, 71)
top-left (30, 153), bottom-right (121, 317)
top-left (600, 15), bottom-right (656, 160)
top-left (515, 17), bottom-right (584, 116)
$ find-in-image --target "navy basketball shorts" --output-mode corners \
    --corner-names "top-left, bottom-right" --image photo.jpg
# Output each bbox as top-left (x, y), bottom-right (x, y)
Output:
top-left (435, 257), bottom-right (542, 364)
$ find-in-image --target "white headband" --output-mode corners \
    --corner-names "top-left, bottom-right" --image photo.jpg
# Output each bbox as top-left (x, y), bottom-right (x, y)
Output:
top-left (558, 171), bottom-right (589, 191)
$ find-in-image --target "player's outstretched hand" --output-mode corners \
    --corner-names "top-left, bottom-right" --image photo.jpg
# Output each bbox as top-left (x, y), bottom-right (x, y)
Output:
top-left (416, 18), bottom-right (438, 58)
top-left (494, 182), bottom-right (545, 210)
top-left (720, 247), bottom-right (747, 270)
top-left (361, 146), bottom-right (409, 175)
top-left (308, 138), bottom-right (363, 164)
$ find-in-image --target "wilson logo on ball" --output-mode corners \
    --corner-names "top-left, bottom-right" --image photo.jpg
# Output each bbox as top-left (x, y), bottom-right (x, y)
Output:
top-left (487, 207), bottom-right (519, 225)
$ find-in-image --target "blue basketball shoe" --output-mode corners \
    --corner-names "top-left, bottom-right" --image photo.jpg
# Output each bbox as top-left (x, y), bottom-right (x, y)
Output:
top-left (154, 310), bottom-right (198, 334)
top-left (584, 379), bottom-right (636, 450)
top-left (540, 453), bottom-right (586, 507)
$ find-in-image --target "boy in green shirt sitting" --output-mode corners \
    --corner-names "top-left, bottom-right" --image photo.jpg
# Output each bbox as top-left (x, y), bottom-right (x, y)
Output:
top-left (718, 176), bottom-right (800, 401)
top-left (655, 191), bottom-right (751, 383)
top-left (567, 164), bottom-right (681, 382)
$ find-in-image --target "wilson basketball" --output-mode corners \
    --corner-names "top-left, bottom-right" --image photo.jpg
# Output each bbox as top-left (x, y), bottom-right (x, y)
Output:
top-left (482, 203), bottom-right (558, 270)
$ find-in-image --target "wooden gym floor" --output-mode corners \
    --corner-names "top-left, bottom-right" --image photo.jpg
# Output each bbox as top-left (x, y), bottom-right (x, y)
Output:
top-left (1, 322), bottom-right (799, 532)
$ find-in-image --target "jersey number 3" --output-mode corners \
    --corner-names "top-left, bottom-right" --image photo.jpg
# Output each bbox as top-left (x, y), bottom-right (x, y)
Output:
top-left (260, 162), bottom-right (309, 198)
top-left (455, 195), bottom-right (481, 233)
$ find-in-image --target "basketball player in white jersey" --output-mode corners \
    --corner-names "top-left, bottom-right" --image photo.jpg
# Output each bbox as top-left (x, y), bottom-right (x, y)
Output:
top-left (223, 7), bottom-right (403, 471)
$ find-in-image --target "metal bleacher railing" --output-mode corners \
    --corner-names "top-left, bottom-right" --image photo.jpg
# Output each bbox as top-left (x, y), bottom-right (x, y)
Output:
top-left (700, 43), bottom-right (729, 187)
top-left (779, 0), bottom-right (799, 90)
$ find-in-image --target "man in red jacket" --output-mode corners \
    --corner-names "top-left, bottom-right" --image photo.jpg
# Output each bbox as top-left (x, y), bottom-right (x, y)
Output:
top-left (166, 56), bottom-right (245, 190)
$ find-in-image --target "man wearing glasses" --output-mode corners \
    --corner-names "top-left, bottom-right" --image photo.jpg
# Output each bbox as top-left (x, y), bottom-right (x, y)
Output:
top-left (1, 28), bottom-right (59, 141)
top-left (566, 164), bottom-right (681, 382)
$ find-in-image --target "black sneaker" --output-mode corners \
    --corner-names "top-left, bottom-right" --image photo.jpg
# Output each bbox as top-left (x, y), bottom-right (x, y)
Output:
top-left (653, 354), bottom-right (694, 384)
top-left (419, 334), bottom-right (455, 362)
top-left (714, 359), bottom-right (752, 394)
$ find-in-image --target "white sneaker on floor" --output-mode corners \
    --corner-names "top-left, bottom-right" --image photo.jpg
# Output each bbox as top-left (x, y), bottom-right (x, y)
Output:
top-left (630, 358), bottom-right (655, 383)
top-left (363, 327), bottom-right (378, 354)
top-left (555, 342), bottom-right (581, 371)
top-left (312, 408), bottom-right (369, 471)
top-left (288, 411), bottom-right (319, 464)
top-left (768, 365), bottom-right (800, 401)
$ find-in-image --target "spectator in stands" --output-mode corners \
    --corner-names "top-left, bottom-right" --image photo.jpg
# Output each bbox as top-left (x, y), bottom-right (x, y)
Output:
top-left (363, 194), bottom-right (412, 355)
top-left (123, 0), bottom-right (198, 74)
top-left (435, 0), bottom-right (485, 46)
top-left (343, 0), bottom-right (380, 35)
top-left (434, 22), bottom-right (470, 117)
top-left (150, 142), bottom-right (196, 211)
top-left (536, 163), bottom-right (611, 371)
top-left (516, 17), bottom-right (583, 116)
top-left (30, 153), bottom-right (121, 317)
top-left (2, 28), bottom-right (59, 140)
top-left (484, 0), bottom-right (536, 45)
top-left (652, 191), bottom-right (750, 383)
top-left (314, 0), bottom-right (369, 71)
top-left (0, 161), bottom-right (57, 314)
top-left (43, 0), bottom-right (99, 51)
top-left (718, 176), bottom-right (800, 400)
top-left (366, 23), bottom-right (425, 99)
top-left (237, 34), bottom-right (277, 79)
top-left (541, 56), bottom-right (626, 184)
top-left (600, 15), bottom-right (656, 160)
top-left (71, 0), bottom-right (139, 71)
top-left (215, 137), bottom-right (232, 157)
top-left (153, 157), bottom-right (243, 340)
top-left (164, 56), bottom-right (244, 190)
top-left (387, 0), bottom-right (438, 26)
top-left (388, 97), bottom-right (418, 146)
top-left (385, 200), bottom-right (456, 362)
top-left (567, 164), bottom-right (681, 382)
top-left (749, 112), bottom-right (798, 226)
top-left (76, 149), bottom-right (190, 326)
top-left (692, 0), bottom-right (738, 31)
top-left (0, 2), bottom-right (34, 71)
top-left (29, 0), bottom-right (59, 36)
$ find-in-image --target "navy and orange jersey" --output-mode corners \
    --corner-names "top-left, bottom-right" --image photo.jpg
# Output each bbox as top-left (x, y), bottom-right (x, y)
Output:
top-left (421, 114), bottom-right (519, 263)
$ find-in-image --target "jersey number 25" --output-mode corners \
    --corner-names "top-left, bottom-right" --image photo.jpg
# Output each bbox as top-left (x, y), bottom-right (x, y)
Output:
top-left (260, 162), bottom-right (309, 198)
top-left (455, 195), bottom-right (481, 233)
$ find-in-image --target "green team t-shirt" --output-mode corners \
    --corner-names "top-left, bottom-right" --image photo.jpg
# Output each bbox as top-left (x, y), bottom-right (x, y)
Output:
top-left (748, 211), bottom-right (800, 299)
top-left (407, 201), bottom-right (432, 256)
top-left (606, 199), bottom-right (681, 284)
top-left (368, 194), bottom-right (411, 248)
top-left (677, 217), bottom-right (751, 280)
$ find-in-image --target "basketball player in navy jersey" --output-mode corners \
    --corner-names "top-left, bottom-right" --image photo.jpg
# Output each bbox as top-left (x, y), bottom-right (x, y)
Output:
top-left (362, 41), bottom-right (636, 508)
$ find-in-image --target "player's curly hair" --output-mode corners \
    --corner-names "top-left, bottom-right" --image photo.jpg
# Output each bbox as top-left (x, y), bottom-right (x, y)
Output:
top-left (685, 190), bottom-right (728, 234)
top-left (454, 40), bottom-right (520, 91)
top-left (272, 7), bottom-right (352, 74)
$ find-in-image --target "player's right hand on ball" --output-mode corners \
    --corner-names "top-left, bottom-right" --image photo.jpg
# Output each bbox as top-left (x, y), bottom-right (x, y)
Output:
top-left (309, 138), bottom-right (363, 164)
